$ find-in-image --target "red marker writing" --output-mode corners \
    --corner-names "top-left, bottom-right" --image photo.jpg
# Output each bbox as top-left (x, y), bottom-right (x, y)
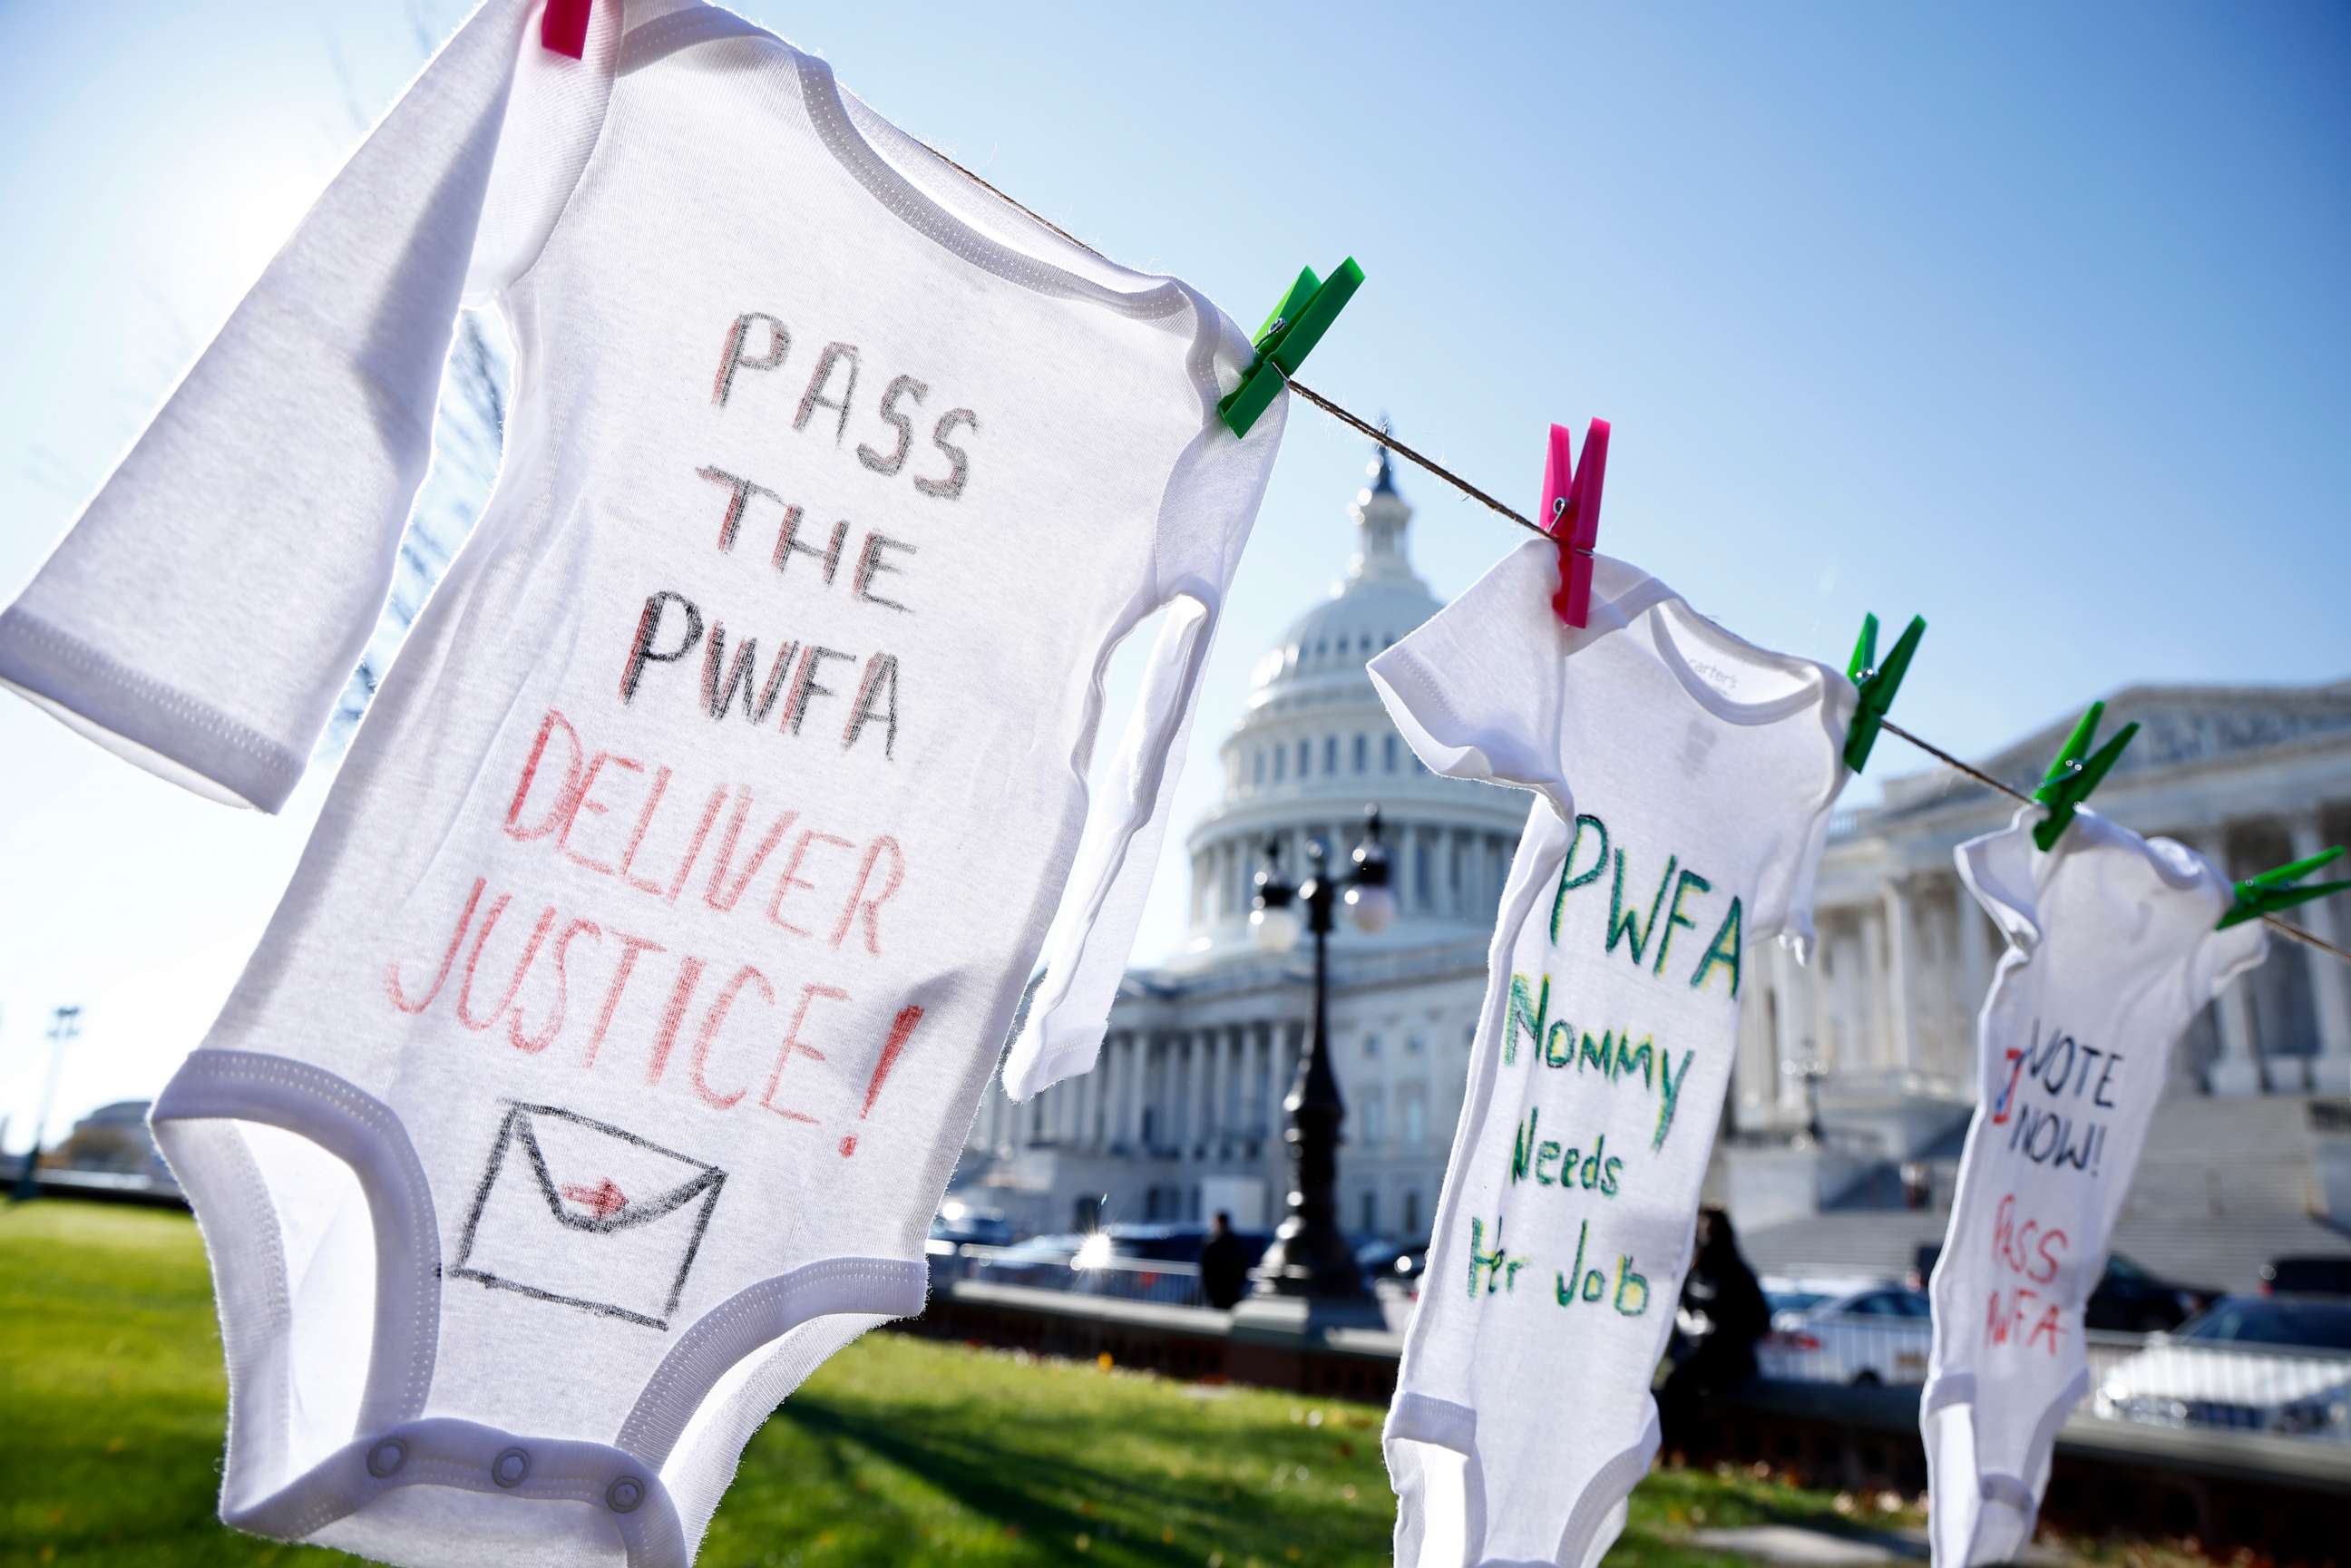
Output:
top-left (839, 1005), bottom-right (925, 1157)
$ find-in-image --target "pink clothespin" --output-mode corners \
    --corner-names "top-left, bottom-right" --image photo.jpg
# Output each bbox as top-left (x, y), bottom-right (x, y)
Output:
top-left (542, 0), bottom-right (591, 58)
top-left (1541, 419), bottom-right (1611, 628)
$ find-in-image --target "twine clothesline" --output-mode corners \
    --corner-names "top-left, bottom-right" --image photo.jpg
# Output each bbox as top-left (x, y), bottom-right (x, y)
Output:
top-left (916, 142), bottom-right (2351, 969)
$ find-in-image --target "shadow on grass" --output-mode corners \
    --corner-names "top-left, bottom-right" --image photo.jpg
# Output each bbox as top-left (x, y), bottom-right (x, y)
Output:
top-left (721, 1385), bottom-right (1396, 1567)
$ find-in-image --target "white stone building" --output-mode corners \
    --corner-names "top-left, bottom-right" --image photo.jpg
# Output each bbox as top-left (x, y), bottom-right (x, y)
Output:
top-left (961, 448), bottom-right (1517, 1238)
top-left (959, 446), bottom-right (2351, 1242)
top-left (1731, 682), bottom-right (2351, 1154)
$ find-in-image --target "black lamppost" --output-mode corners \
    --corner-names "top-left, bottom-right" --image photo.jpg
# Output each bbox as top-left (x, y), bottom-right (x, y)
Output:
top-left (1246, 807), bottom-right (1396, 1299)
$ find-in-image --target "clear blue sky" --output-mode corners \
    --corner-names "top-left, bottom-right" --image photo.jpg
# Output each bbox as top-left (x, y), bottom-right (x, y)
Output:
top-left (2, 1), bottom-right (2346, 1144)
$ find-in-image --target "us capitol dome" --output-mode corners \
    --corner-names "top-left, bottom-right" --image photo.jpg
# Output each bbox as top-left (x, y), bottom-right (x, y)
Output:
top-left (962, 442), bottom-right (1527, 1237)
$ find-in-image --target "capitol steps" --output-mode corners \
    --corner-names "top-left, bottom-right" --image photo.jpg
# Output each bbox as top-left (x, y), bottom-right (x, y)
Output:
top-left (1738, 1094), bottom-right (2351, 1294)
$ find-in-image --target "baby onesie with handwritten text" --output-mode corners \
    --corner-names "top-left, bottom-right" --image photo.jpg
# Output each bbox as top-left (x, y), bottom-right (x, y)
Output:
top-left (1924, 810), bottom-right (2265, 1567)
top-left (0, 4), bottom-right (1282, 1563)
top-left (1368, 542), bottom-right (1854, 1568)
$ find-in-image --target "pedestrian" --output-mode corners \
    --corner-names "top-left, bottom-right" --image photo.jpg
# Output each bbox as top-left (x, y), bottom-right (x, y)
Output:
top-left (1659, 1206), bottom-right (1770, 1454)
top-left (1200, 1210), bottom-right (1251, 1310)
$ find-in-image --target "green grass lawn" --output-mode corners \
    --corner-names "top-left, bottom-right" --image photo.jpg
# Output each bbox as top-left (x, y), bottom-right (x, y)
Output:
top-left (0, 1201), bottom-right (1922, 1567)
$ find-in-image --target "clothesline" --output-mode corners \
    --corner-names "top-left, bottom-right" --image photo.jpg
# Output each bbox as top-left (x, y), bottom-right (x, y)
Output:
top-left (919, 143), bottom-right (2351, 969)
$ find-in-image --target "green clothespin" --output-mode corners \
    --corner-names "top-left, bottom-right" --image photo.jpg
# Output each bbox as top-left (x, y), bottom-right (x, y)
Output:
top-left (2030, 700), bottom-right (2138, 852)
top-left (1217, 258), bottom-right (1365, 438)
top-left (2217, 847), bottom-right (2351, 930)
top-left (1842, 611), bottom-right (1926, 774)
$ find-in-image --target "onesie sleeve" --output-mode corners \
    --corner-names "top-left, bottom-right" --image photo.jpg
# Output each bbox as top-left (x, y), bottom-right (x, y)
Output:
top-left (1745, 673), bottom-right (1858, 954)
top-left (0, 0), bottom-right (614, 813)
top-left (1367, 539), bottom-right (1566, 796)
top-left (999, 331), bottom-right (1288, 1101)
top-left (2161, 837), bottom-right (2271, 1002)
top-left (1955, 810), bottom-right (2045, 951)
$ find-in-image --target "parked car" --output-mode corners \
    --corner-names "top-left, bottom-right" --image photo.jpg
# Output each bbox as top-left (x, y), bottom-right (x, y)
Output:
top-left (2260, 1256), bottom-right (2351, 1299)
top-left (1357, 1237), bottom-right (1431, 1288)
top-left (1915, 1245), bottom-right (2210, 1333)
top-left (1391, 1245), bottom-right (1431, 1295)
top-left (2088, 1252), bottom-right (2215, 1333)
top-left (969, 1232), bottom-right (1084, 1287)
top-left (2094, 1295), bottom-right (2351, 1443)
top-left (925, 1210), bottom-right (1014, 1257)
top-left (1763, 1274), bottom-right (1882, 1320)
top-left (1070, 1222), bottom-right (1273, 1300)
top-left (1759, 1281), bottom-right (1932, 1386)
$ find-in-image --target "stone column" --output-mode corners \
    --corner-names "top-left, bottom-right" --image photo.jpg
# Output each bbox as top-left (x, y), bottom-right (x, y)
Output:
top-left (1232, 1025), bottom-right (1250, 1146)
top-left (1258, 1021), bottom-right (1278, 1138)
top-left (1096, 1035), bottom-right (1116, 1148)
top-left (1060, 1057), bottom-right (1085, 1148)
top-left (1834, 924), bottom-right (1864, 1072)
top-left (1129, 1034), bottom-right (1149, 1146)
top-left (1803, 915), bottom-right (1838, 1076)
top-left (1169, 1034), bottom-right (1191, 1148)
top-left (1196, 1028), bottom-right (1220, 1151)
top-left (1771, 942), bottom-right (1809, 1117)
top-left (1104, 1034), bottom-right (1125, 1146)
top-left (1858, 902), bottom-right (1888, 1072)
top-left (2197, 833), bottom-right (2266, 1096)
top-left (1139, 1036), bottom-right (1162, 1150)
top-left (2288, 814), bottom-right (2351, 1094)
top-left (1882, 880), bottom-right (1918, 1080)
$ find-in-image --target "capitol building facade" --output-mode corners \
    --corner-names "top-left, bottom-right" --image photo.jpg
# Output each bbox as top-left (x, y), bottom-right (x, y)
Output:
top-left (956, 449), bottom-right (2351, 1242)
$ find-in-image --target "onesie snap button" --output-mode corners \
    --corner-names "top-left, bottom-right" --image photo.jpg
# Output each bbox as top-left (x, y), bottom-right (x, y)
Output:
top-left (606, 1475), bottom-right (645, 1514)
top-left (492, 1447), bottom-right (531, 1488)
top-left (366, 1439), bottom-right (407, 1478)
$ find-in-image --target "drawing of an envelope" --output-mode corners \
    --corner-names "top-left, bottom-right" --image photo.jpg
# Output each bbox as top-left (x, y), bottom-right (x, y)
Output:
top-left (450, 1103), bottom-right (727, 1330)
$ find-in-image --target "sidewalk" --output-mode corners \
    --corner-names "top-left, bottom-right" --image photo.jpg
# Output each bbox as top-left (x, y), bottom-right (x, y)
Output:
top-left (1693, 1524), bottom-right (2069, 1566)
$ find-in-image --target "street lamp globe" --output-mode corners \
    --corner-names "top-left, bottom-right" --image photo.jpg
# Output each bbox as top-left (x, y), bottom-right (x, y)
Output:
top-left (1342, 807), bottom-right (1396, 933)
top-left (1250, 901), bottom-right (1302, 952)
top-left (1342, 882), bottom-right (1397, 932)
top-left (1250, 838), bottom-right (1302, 953)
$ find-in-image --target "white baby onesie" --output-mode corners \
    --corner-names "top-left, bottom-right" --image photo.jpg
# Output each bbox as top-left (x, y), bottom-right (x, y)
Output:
top-left (1368, 542), bottom-right (1855, 1568)
top-left (0, 4), bottom-right (1283, 1563)
top-left (1924, 809), bottom-right (2266, 1567)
